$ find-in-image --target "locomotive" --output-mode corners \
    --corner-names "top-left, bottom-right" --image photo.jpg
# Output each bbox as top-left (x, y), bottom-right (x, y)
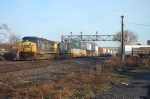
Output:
top-left (17, 36), bottom-right (60, 60)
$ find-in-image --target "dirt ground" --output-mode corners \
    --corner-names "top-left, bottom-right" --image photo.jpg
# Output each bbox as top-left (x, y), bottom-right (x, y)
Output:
top-left (0, 57), bottom-right (150, 99)
top-left (96, 72), bottom-right (150, 99)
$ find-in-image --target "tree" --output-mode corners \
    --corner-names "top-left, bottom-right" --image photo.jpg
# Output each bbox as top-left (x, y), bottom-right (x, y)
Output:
top-left (0, 23), bottom-right (21, 61)
top-left (114, 30), bottom-right (138, 45)
top-left (0, 23), bottom-right (21, 52)
top-left (114, 30), bottom-right (138, 53)
top-left (0, 23), bottom-right (10, 43)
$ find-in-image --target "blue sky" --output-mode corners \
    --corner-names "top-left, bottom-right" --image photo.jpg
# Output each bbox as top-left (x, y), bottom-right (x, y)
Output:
top-left (0, 0), bottom-right (150, 47)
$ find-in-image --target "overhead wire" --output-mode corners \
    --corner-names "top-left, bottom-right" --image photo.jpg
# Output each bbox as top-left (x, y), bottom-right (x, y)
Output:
top-left (124, 21), bottom-right (150, 26)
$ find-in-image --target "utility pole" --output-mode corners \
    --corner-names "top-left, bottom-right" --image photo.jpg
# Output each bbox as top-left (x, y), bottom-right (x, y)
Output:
top-left (70, 32), bottom-right (72, 39)
top-left (81, 31), bottom-right (82, 40)
top-left (121, 15), bottom-right (124, 61)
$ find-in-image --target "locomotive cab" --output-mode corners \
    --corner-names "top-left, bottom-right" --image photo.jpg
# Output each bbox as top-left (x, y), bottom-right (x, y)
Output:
top-left (18, 37), bottom-right (37, 60)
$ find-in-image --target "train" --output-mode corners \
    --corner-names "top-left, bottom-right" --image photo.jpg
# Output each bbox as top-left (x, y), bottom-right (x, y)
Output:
top-left (15, 36), bottom-right (114, 60)
top-left (125, 45), bottom-right (150, 57)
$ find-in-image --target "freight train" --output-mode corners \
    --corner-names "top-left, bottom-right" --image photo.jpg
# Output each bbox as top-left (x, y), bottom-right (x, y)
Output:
top-left (16, 36), bottom-right (114, 60)
top-left (125, 45), bottom-right (150, 57)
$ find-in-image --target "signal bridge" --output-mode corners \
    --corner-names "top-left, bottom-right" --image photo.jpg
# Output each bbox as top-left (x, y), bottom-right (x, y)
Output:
top-left (61, 35), bottom-right (118, 42)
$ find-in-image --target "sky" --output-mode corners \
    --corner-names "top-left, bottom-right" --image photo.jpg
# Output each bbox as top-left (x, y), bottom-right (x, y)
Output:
top-left (0, 0), bottom-right (150, 47)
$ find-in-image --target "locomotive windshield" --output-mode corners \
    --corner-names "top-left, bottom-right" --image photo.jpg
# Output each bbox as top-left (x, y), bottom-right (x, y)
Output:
top-left (22, 37), bottom-right (37, 43)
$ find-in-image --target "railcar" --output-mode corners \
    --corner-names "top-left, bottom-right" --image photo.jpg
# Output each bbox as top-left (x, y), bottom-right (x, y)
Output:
top-left (125, 45), bottom-right (150, 57)
top-left (132, 47), bottom-right (150, 57)
top-left (17, 36), bottom-right (60, 60)
top-left (60, 40), bottom-right (87, 57)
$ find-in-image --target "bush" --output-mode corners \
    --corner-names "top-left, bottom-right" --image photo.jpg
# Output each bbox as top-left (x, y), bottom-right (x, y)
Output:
top-left (3, 52), bottom-right (16, 61)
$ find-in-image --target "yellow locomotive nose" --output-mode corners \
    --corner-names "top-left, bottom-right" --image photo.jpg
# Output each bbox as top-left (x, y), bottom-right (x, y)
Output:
top-left (23, 44), bottom-right (31, 52)
top-left (20, 41), bottom-right (36, 53)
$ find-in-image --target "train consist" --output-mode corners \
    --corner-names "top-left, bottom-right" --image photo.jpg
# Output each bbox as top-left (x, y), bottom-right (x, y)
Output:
top-left (17, 36), bottom-right (114, 60)
top-left (125, 45), bottom-right (150, 57)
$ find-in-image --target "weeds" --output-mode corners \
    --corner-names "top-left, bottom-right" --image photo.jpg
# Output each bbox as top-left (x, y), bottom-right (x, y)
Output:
top-left (0, 56), bottom-right (150, 99)
top-left (0, 64), bottom-right (111, 99)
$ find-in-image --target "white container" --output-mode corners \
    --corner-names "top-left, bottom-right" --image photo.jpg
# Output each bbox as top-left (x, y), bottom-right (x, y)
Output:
top-left (110, 50), bottom-right (113, 54)
top-left (125, 45), bottom-right (150, 55)
top-left (86, 43), bottom-right (91, 50)
top-left (71, 49), bottom-right (80, 54)
top-left (107, 49), bottom-right (110, 54)
top-left (71, 48), bottom-right (81, 57)
top-left (95, 46), bottom-right (98, 51)
top-left (103, 48), bottom-right (106, 53)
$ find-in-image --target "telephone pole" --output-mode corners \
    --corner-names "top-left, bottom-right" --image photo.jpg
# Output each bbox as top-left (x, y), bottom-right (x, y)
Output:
top-left (121, 15), bottom-right (124, 61)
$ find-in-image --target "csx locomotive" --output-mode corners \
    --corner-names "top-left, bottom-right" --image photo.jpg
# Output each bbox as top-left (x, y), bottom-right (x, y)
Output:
top-left (17, 36), bottom-right (61, 60)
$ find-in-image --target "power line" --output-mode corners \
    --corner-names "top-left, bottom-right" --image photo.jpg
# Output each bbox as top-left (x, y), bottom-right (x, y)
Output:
top-left (124, 21), bottom-right (150, 26)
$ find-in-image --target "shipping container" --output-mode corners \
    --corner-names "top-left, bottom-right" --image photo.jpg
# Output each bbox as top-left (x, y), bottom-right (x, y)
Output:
top-left (99, 47), bottom-right (106, 56)
top-left (70, 48), bottom-right (81, 57)
top-left (80, 42), bottom-right (86, 50)
top-left (85, 43), bottom-right (91, 50)
top-left (66, 39), bottom-right (81, 49)
top-left (91, 44), bottom-right (95, 51)
top-left (110, 50), bottom-right (113, 54)
top-left (95, 46), bottom-right (98, 51)
top-left (98, 47), bottom-right (101, 56)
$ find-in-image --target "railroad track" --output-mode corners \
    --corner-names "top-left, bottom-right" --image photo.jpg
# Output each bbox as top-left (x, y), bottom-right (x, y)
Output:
top-left (0, 57), bottom-right (108, 73)
top-left (0, 59), bottom-right (73, 73)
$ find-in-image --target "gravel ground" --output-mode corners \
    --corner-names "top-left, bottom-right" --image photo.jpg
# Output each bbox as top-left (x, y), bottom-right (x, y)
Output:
top-left (0, 57), bottom-right (106, 84)
top-left (96, 72), bottom-right (150, 99)
top-left (1, 57), bottom-right (150, 99)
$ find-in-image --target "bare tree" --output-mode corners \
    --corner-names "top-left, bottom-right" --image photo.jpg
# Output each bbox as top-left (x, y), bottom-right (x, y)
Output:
top-left (0, 23), bottom-right (10, 43)
top-left (0, 23), bottom-right (21, 60)
top-left (8, 33), bottom-right (21, 52)
top-left (114, 30), bottom-right (138, 54)
top-left (114, 30), bottom-right (138, 45)
top-left (0, 23), bottom-right (21, 52)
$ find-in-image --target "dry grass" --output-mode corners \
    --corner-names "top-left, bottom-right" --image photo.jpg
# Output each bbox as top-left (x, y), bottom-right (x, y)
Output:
top-left (0, 64), bottom-right (112, 99)
top-left (102, 56), bottom-right (123, 68)
top-left (1, 56), bottom-right (149, 99)
top-left (103, 56), bottom-right (150, 69)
